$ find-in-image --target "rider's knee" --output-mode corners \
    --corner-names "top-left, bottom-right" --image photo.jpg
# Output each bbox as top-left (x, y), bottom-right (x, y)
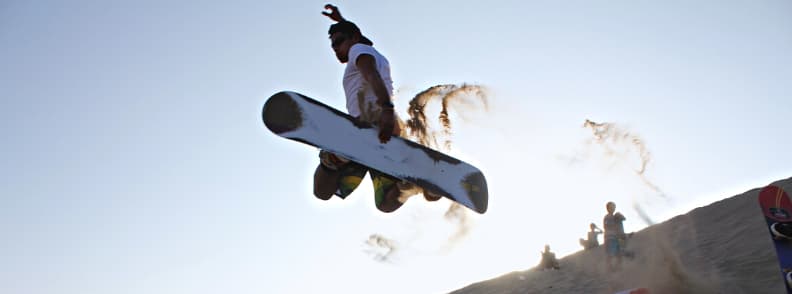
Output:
top-left (313, 189), bottom-right (333, 201)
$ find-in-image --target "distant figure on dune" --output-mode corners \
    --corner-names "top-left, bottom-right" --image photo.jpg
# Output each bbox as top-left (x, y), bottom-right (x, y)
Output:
top-left (603, 201), bottom-right (627, 271)
top-left (539, 244), bottom-right (560, 270)
top-left (579, 223), bottom-right (603, 250)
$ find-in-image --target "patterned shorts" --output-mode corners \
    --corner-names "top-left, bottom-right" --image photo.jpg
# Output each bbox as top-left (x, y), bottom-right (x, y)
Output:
top-left (323, 108), bottom-right (404, 206)
top-left (333, 160), bottom-right (399, 207)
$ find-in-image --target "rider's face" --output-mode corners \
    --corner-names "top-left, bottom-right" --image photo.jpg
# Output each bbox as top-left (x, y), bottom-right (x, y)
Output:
top-left (330, 32), bottom-right (354, 63)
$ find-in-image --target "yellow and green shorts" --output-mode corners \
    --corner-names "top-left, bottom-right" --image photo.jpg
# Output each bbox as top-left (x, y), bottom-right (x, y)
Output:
top-left (333, 161), bottom-right (399, 206)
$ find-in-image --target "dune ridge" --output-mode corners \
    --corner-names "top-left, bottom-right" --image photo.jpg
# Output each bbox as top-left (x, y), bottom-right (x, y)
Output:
top-left (450, 177), bottom-right (792, 294)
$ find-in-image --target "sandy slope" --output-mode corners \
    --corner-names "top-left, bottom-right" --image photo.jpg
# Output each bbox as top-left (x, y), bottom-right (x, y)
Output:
top-left (451, 177), bottom-right (792, 294)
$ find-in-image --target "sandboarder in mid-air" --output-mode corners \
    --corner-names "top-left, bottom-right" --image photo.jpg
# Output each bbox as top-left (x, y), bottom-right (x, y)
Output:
top-left (261, 5), bottom-right (488, 214)
top-left (313, 4), bottom-right (442, 213)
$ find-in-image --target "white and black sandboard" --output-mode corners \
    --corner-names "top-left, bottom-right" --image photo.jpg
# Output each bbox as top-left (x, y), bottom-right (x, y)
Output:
top-left (262, 91), bottom-right (488, 214)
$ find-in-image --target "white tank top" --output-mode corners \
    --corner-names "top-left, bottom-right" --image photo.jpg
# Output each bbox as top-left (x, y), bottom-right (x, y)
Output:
top-left (342, 43), bottom-right (393, 118)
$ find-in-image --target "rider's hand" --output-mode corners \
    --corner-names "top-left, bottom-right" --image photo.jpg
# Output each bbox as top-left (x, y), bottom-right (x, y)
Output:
top-left (322, 4), bottom-right (346, 22)
top-left (378, 108), bottom-right (395, 143)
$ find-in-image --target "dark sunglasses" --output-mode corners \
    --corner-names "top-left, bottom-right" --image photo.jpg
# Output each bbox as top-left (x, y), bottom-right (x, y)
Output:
top-left (331, 36), bottom-right (347, 48)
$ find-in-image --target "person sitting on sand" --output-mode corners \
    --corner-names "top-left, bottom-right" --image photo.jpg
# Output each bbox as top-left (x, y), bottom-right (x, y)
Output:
top-left (579, 223), bottom-right (603, 250)
top-left (539, 244), bottom-right (560, 270)
top-left (603, 201), bottom-right (626, 271)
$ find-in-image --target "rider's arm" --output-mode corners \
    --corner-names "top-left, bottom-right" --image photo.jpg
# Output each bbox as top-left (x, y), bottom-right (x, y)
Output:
top-left (356, 53), bottom-right (396, 143)
top-left (356, 54), bottom-right (391, 107)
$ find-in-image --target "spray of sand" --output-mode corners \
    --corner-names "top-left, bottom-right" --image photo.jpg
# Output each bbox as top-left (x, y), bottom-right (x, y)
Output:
top-left (577, 120), bottom-right (720, 292)
top-left (612, 216), bottom-right (720, 293)
top-left (406, 84), bottom-right (489, 150)
top-left (364, 234), bottom-right (399, 262)
top-left (582, 119), bottom-right (666, 198)
top-left (580, 119), bottom-right (667, 226)
top-left (632, 202), bottom-right (656, 226)
top-left (406, 84), bottom-right (487, 250)
top-left (364, 84), bottom-right (488, 261)
top-left (443, 202), bottom-right (472, 250)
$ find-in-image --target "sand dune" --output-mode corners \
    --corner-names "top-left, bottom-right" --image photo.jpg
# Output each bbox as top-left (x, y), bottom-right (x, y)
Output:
top-left (451, 177), bottom-right (792, 294)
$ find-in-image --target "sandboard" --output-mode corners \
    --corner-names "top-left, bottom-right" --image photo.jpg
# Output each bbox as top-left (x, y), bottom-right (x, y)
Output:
top-left (262, 91), bottom-right (488, 213)
top-left (758, 184), bottom-right (792, 293)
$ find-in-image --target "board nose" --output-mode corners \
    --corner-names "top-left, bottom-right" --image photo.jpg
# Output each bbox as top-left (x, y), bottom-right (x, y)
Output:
top-left (262, 91), bottom-right (303, 134)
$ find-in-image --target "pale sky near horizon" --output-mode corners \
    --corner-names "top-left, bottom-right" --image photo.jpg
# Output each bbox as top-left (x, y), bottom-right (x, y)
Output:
top-left (2, 1), bottom-right (791, 293)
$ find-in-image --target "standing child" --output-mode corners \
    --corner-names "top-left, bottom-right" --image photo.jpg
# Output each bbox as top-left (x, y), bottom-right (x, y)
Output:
top-left (603, 201), bottom-right (626, 271)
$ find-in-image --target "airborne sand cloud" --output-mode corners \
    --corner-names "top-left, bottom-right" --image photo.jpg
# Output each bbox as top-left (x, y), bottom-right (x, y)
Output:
top-left (363, 84), bottom-right (489, 261)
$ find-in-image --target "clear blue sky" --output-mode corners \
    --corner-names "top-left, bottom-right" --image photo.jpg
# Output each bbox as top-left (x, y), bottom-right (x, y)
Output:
top-left (2, 1), bottom-right (791, 293)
